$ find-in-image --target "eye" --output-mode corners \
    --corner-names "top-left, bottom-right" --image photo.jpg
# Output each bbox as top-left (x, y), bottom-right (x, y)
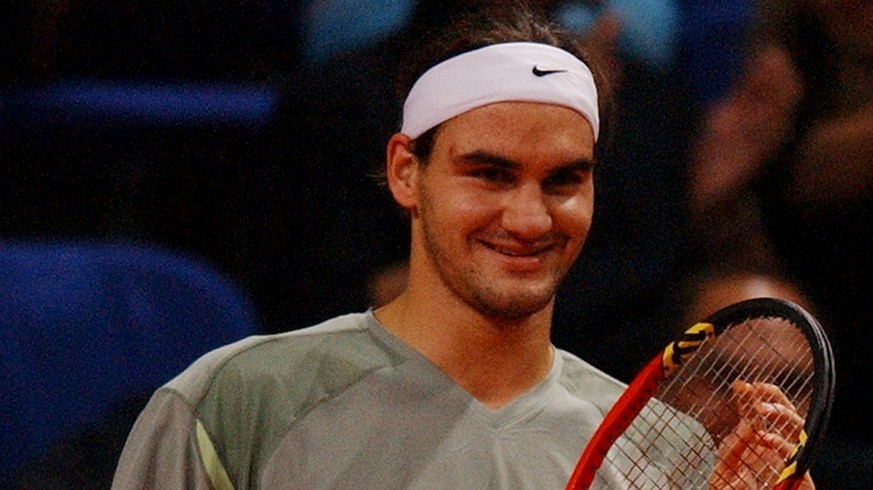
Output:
top-left (470, 166), bottom-right (515, 185)
top-left (543, 165), bottom-right (592, 195)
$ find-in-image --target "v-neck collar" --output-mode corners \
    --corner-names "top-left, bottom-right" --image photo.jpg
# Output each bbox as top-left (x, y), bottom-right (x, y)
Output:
top-left (365, 310), bottom-right (562, 429)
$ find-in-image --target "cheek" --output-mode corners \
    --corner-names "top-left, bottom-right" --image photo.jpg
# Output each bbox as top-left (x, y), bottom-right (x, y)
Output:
top-left (419, 183), bottom-right (489, 244)
top-left (555, 191), bottom-right (595, 241)
top-left (434, 185), bottom-right (501, 226)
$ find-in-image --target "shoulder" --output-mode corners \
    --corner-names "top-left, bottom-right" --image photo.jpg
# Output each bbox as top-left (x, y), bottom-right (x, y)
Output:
top-left (555, 348), bottom-right (627, 413)
top-left (164, 312), bottom-right (403, 410)
top-left (144, 312), bottom-right (407, 484)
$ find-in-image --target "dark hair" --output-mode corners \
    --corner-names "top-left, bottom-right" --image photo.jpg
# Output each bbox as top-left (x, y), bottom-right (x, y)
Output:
top-left (394, 2), bottom-right (615, 163)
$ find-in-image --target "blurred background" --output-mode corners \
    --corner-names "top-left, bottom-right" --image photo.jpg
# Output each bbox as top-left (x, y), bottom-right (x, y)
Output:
top-left (2, 0), bottom-right (870, 488)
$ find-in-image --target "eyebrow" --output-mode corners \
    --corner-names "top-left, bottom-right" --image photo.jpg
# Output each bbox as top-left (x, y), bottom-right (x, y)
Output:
top-left (456, 150), bottom-right (519, 169)
top-left (456, 150), bottom-right (596, 171)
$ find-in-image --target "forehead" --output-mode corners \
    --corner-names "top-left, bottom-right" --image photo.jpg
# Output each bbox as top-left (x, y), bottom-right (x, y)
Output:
top-left (435, 101), bottom-right (595, 158)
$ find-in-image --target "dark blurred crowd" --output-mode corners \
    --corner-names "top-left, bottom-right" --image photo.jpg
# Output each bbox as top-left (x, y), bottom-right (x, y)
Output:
top-left (2, 0), bottom-right (871, 488)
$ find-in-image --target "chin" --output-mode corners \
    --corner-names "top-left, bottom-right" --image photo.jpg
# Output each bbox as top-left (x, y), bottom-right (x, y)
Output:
top-left (474, 290), bottom-right (555, 321)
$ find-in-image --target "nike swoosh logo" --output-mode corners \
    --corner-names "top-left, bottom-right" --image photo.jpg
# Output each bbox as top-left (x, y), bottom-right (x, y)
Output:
top-left (532, 66), bottom-right (567, 77)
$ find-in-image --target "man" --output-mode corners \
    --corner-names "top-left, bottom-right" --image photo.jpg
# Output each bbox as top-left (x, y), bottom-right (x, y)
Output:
top-left (112, 6), bottom-right (811, 489)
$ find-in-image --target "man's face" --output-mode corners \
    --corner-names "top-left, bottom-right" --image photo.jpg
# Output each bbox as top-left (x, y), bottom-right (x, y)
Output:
top-left (410, 101), bottom-right (596, 320)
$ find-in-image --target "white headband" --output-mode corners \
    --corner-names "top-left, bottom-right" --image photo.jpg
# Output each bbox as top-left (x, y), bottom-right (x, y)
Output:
top-left (401, 42), bottom-right (599, 141)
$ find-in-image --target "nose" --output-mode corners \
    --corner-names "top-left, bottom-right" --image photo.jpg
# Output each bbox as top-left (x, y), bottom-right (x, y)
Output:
top-left (501, 184), bottom-right (553, 238)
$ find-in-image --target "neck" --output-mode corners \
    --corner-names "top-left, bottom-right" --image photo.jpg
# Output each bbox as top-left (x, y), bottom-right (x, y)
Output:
top-left (375, 288), bottom-right (555, 409)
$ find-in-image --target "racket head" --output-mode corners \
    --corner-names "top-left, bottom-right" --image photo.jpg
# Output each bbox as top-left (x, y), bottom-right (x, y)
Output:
top-left (566, 297), bottom-right (835, 490)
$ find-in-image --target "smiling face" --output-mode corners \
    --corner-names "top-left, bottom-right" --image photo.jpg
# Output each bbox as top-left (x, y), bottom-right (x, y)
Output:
top-left (389, 102), bottom-right (596, 320)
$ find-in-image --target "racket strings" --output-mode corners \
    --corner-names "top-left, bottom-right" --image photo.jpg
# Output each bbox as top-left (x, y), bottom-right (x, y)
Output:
top-left (593, 401), bottom-right (715, 488)
top-left (593, 316), bottom-right (816, 489)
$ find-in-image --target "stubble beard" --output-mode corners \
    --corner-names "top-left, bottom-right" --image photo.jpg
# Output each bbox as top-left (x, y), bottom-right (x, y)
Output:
top-left (418, 207), bottom-right (563, 323)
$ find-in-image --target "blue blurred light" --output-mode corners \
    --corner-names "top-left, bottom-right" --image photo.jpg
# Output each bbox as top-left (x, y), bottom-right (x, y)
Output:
top-left (8, 80), bottom-right (279, 128)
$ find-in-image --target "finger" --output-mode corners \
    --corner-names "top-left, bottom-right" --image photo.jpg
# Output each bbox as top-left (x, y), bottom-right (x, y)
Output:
top-left (750, 381), bottom-right (796, 410)
top-left (755, 401), bottom-right (805, 439)
top-left (731, 380), bottom-right (759, 420)
top-left (714, 428), bottom-right (783, 488)
top-left (735, 380), bottom-right (796, 409)
top-left (760, 431), bottom-right (799, 461)
top-left (717, 421), bottom-right (758, 465)
top-left (732, 381), bottom-right (800, 430)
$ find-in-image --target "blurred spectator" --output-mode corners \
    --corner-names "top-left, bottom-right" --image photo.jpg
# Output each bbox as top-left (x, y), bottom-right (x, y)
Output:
top-left (687, 0), bottom-right (873, 486)
top-left (680, 272), bottom-right (809, 326)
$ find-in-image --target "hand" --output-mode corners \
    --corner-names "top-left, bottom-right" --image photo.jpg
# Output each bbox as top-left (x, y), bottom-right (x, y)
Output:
top-left (690, 45), bottom-right (802, 208)
top-left (709, 381), bottom-right (815, 489)
top-left (788, 102), bottom-right (873, 203)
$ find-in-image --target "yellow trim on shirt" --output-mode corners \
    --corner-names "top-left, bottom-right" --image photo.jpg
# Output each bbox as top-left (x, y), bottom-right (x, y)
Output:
top-left (196, 419), bottom-right (235, 490)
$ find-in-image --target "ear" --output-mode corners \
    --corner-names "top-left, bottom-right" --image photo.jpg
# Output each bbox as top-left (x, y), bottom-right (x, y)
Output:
top-left (386, 133), bottom-right (419, 211)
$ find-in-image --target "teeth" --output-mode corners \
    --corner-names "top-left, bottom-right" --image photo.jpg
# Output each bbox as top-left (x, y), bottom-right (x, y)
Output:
top-left (489, 243), bottom-right (541, 256)
top-left (481, 237), bottom-right (555, 257)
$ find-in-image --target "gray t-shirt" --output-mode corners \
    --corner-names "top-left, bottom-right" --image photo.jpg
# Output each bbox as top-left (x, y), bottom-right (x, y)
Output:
top-left (111, 311), bottom-right (649, 489)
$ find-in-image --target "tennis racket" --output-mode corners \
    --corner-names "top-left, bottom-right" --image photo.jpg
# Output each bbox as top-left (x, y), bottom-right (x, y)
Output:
top-left (566, 297), bottom-right (835, 490)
